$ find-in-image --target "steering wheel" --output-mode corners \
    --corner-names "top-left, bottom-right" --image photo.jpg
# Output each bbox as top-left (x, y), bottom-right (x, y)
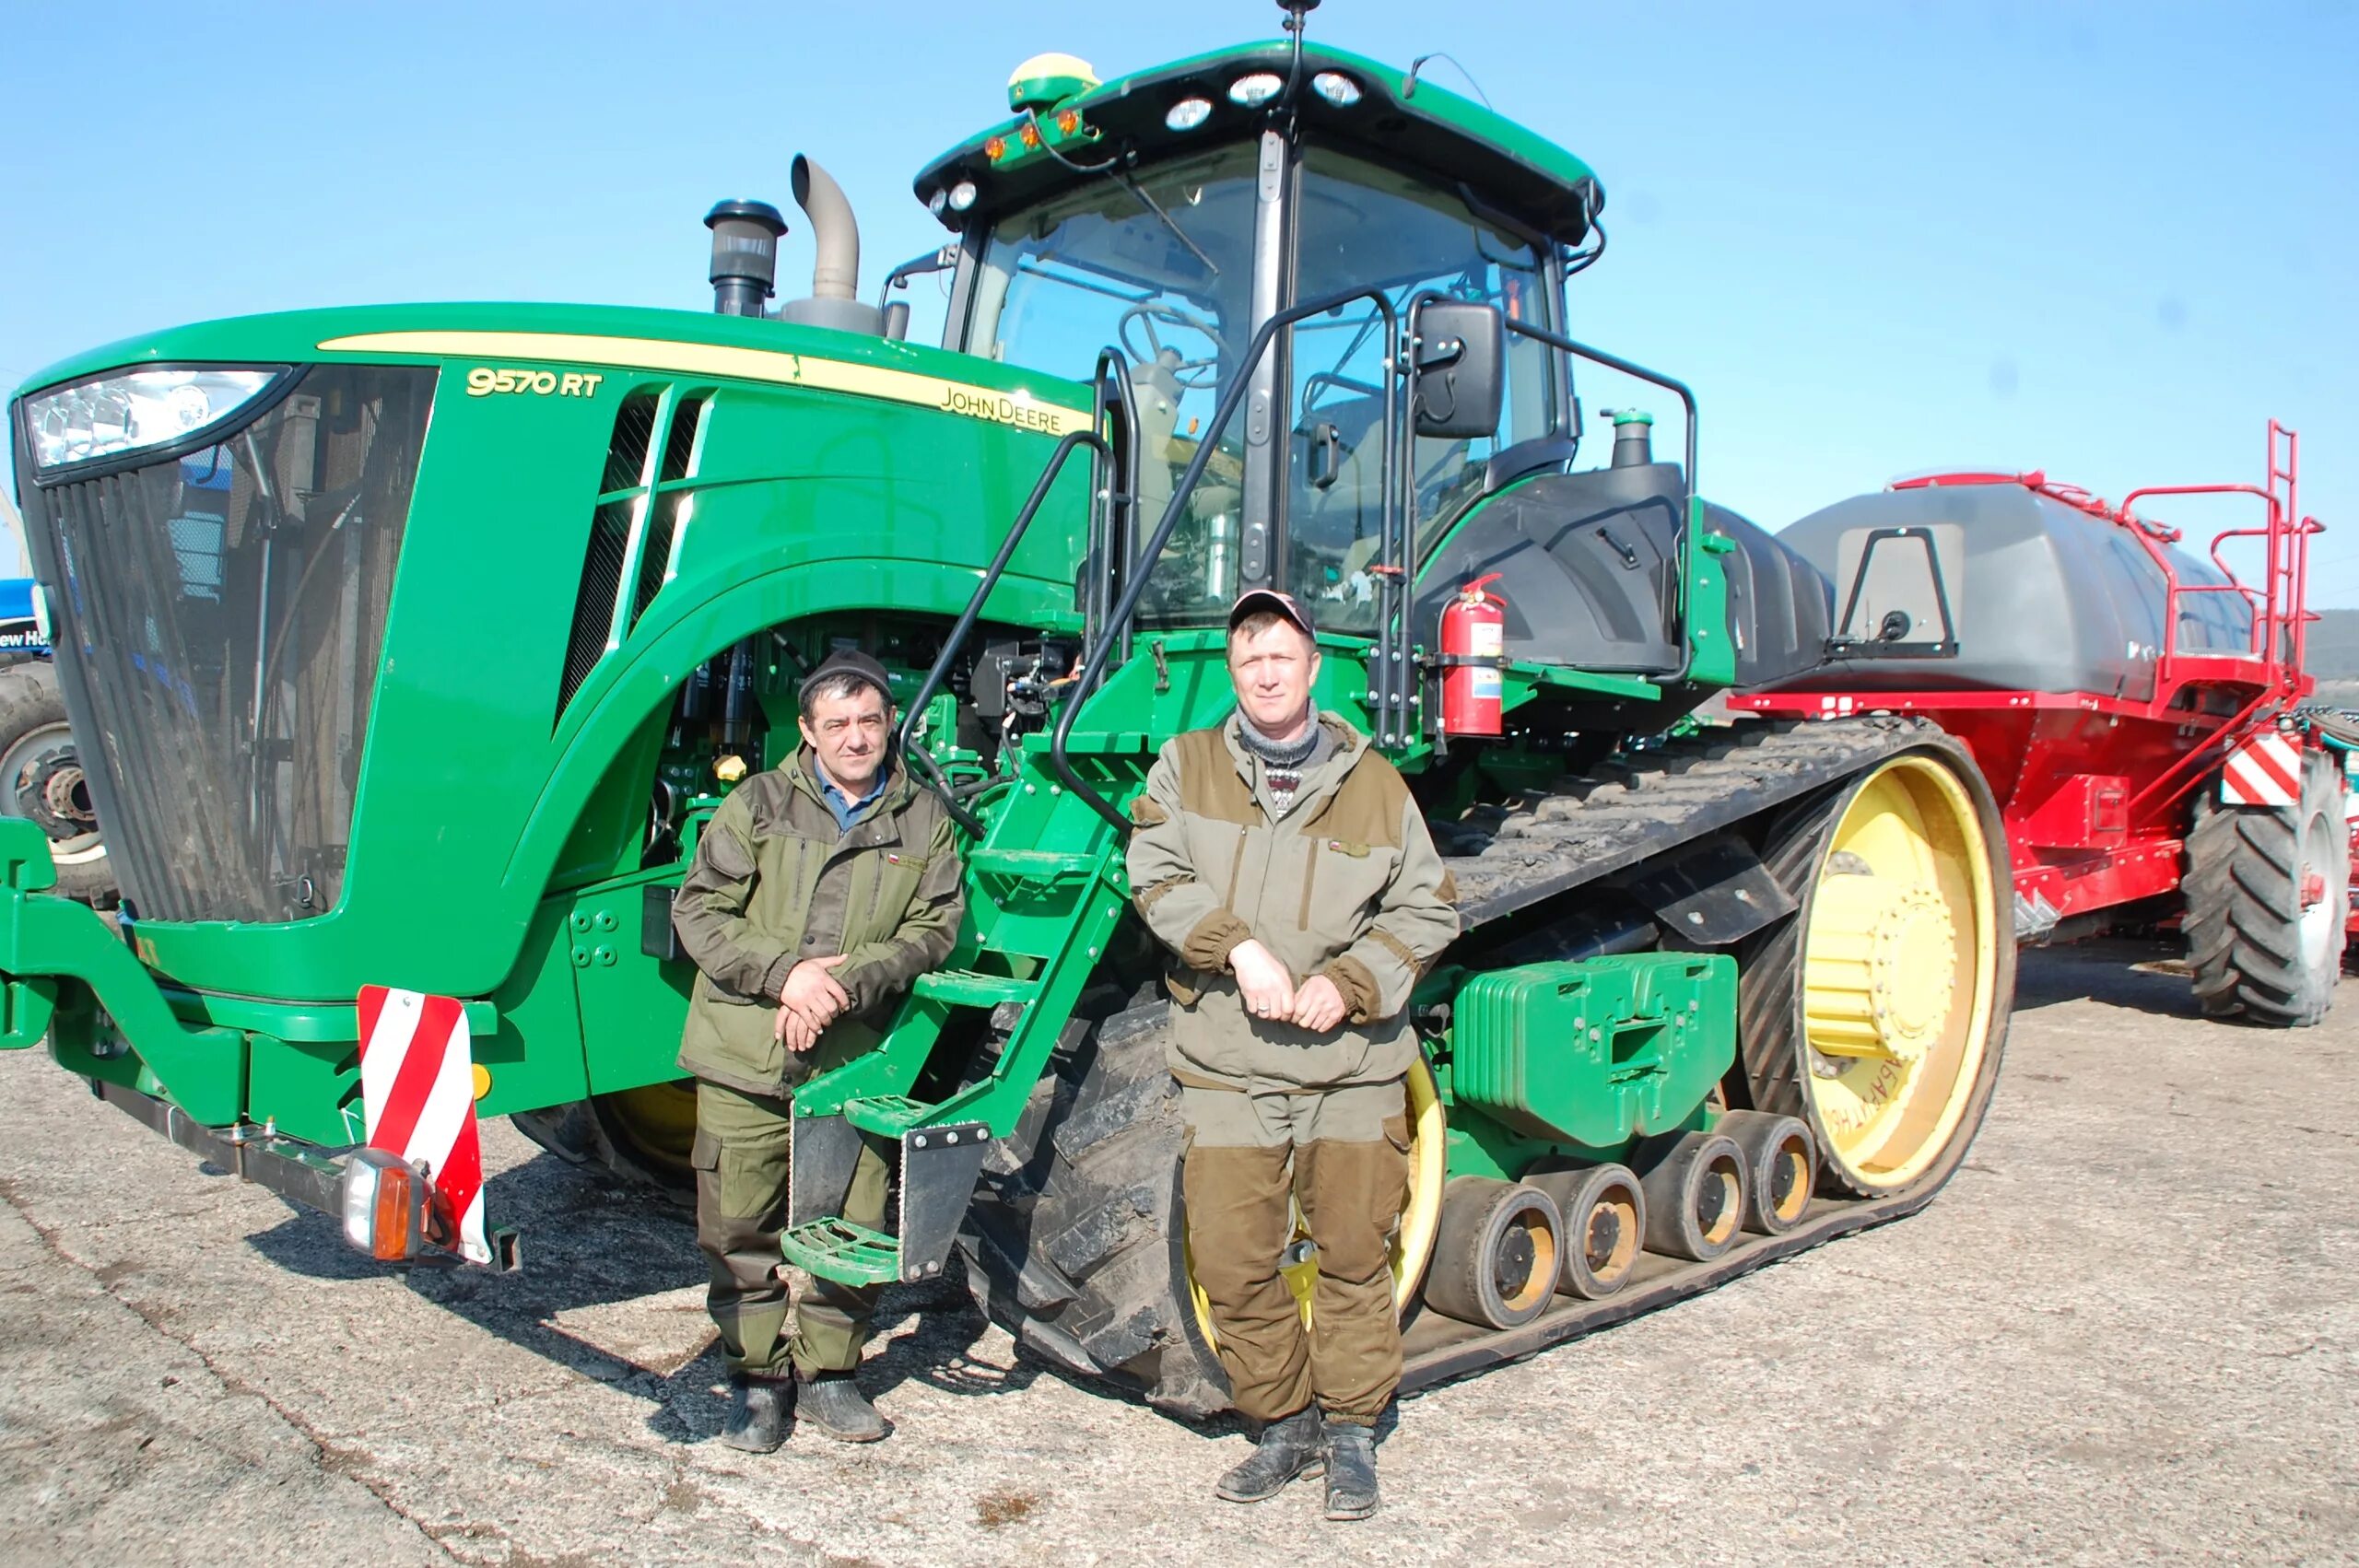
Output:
top-left (1119, 304), bottom-right (1221, 389)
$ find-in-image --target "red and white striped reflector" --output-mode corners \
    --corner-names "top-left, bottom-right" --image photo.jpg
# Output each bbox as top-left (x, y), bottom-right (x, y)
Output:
top-left (2220, 730), bottom-right (2302, 808)
top-left (357, 986), bottom-right (491, 1265)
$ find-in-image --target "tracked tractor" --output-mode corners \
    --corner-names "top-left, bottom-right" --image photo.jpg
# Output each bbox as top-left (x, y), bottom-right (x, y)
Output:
top-left (2, 11), bottom-right (2011, 1412)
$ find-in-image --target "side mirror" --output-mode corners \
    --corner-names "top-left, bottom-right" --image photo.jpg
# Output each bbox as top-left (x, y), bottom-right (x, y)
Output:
top-left (1412, 301), bottom-right (1506, 439)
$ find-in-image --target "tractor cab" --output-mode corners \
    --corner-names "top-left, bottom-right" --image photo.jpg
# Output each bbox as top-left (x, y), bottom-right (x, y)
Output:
top-left (918, 40), bottom-right (1599, 639)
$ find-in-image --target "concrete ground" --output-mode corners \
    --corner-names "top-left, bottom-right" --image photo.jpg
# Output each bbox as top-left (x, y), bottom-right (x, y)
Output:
top-left (0, 940), bottom-right (2352, 1566)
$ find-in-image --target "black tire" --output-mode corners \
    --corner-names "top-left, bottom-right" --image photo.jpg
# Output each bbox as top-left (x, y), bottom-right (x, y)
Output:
top-left (1734, 738), bottom-right (2013, 1199)
top-left (956, 1000), bottom-right (1231, 1418)
top-left (0, 661), bottom-right (114, 907)
top-left (2185, 746), bottom-right (2347, 1026)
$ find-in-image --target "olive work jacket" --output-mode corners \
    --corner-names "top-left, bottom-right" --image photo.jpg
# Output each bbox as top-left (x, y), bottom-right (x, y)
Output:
top-left (672, 750), bottom-right (963, 1098)
top-left (1124, 713), bottom-right (1461, 1094)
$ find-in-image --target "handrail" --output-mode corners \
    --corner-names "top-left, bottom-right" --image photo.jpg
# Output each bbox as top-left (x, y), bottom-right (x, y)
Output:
top-left (1050, 285), bottom-right (1403, 834)
top-left (1504, 318), bottom-right (1701, 685)
top-left (897, 426), bottom-right (1109, 837)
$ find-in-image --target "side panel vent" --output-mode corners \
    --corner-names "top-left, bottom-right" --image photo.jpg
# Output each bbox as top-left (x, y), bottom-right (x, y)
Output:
top-left (634, 394), bottom-right (707, 625)
top-left (558, 498), bottom-right (638, 717)
top-left (558, 390), bottom-right (664, 720)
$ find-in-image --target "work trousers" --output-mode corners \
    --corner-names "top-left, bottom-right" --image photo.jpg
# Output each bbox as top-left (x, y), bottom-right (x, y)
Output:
top-left (693, 1078), bottom-right (889, 1381)
top-left (1180, 1079), bottom-right (1412, 1427)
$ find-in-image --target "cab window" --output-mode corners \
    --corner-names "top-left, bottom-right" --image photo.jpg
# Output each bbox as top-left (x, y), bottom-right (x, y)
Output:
top-left (1286, 149), bottom-right (1557, 626)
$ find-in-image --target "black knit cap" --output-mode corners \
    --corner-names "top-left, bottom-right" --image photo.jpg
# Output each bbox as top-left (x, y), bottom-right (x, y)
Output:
top-left (799, 648), bottom-right (895, 710)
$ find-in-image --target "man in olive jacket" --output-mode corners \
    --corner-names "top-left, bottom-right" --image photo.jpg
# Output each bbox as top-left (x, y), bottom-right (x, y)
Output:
top-left (672, 649), bottom-right (962, 1451)
top-left (1126, 591), bottom-right (1459, 1521)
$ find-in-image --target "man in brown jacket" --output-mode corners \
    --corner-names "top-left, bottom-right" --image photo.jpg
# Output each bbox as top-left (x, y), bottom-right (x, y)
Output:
top-left (672, 649), bottom-right (963, 1452)
top-left (1125, 591), bottom-right (1460, 1520)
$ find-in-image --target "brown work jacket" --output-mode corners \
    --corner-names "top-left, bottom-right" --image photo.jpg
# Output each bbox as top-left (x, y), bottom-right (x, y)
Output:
top-left (1124, 713), bottom-right (1460, 1094)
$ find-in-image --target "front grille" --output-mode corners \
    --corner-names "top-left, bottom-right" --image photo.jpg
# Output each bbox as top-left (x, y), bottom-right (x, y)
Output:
top-left (19, 365), bottom-right (436, 924)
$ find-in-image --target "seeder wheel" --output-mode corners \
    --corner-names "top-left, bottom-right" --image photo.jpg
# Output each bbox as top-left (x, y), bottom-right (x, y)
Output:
top-left (1738, 745), bottom-right (2011, 1196)
top-left (2185, 745), bottom-right (2347, 1027)
top-left (1526, 1161), bottom-right (1646, 1299)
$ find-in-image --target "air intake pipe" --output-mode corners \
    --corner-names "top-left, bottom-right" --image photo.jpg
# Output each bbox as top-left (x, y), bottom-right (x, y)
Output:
top-left (704, 200), bottom-right (788, 318)
top-left (777, 155), bottom-right (886, 335)
top-left (1602, 408), bottom-right (1655, 469)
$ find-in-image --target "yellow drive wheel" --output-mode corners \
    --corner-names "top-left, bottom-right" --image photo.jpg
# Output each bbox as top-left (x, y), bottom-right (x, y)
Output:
top-left (1185, 1056), bottom-right (1448, 1351)
top-left (1738, 744), bottom-right (2012, 1196)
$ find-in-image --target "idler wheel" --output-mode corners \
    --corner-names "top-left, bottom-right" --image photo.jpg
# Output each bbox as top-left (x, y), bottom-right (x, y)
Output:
top-left (1632, 1131), bottom-right (1747, 1262)
top-left (1422, 1176), bottom-right (1562, 1329)
top-left (1717, 1110), bottom-right (1817, 1235)
top-left (1526, 1161), bottom-right (1647, 1299)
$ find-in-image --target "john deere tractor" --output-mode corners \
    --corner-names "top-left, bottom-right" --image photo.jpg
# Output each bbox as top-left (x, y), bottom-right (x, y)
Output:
top-left (2, 11), bottom-right (2008, 1412)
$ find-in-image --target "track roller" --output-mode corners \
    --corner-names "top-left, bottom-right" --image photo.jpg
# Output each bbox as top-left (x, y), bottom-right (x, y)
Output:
top-left (1632, 1131), bottom-right (1746, 1262)
top-left (1525, 1162), bottom-right (1646, 1299)
top-left (1716, 1110), bottom-right (1815, 1235)
top-left (1423, 1177), bottom-right (1562, 1329)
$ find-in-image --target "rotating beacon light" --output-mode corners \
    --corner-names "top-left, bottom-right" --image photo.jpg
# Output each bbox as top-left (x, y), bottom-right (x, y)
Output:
top-left (704, 199), bottom-right (789, 318)
top-left (1440, 574), bottom-right (1508, 736)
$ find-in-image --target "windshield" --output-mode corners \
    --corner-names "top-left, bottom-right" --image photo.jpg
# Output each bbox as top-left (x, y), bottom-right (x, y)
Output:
top-left (964, 143), bottom-right (1259, 623)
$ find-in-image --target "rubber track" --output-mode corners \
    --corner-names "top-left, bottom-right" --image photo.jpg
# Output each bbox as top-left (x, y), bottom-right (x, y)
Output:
top-left (1441, 716), bottom-right (1931, 924)
top-left (962, 717), bottom-right (1960, 1415)
top-left (2184, 747), bottom-right (2341, 1026)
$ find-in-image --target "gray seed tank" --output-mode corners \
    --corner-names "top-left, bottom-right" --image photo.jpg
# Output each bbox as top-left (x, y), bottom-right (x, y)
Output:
top-left (1767, 474), bottom-right (2254, 701)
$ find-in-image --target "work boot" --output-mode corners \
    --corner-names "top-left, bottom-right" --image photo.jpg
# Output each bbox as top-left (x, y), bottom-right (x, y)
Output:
top-left (719, 1375), bottom-right (792, 1454)
top-left (796, 1372), bottom-right (890, 1443)
top-left (1321, 1419), bottom-right (1379, 1521)
top-left (1215, 1407), bottom-right (1324, 1504)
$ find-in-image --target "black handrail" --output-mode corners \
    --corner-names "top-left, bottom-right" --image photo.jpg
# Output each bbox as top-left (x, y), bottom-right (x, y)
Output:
top-left (898, 425), bottom-right (1109, 837)
top-left (1050, 285), bottom-right (1402, 834)
top-left (1503, 317), bottom-right (1701, 685)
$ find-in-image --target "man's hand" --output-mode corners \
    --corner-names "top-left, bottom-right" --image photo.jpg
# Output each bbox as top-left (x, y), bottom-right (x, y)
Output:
top-left (1289, 974), bottom-right (1346, 1034)
top-left (775, 1003), bottom-right (819, 1054)
top-left (775, 955), bottom-right (852, 1049)
top-left (1230, 940), bottom-right (1297, 1024)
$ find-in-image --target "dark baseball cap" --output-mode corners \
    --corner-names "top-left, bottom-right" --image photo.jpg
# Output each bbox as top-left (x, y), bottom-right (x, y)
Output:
top-left (1227, 587), bottom-right (1315, 638)
top-left (799, 648), bottom-right (895, 709)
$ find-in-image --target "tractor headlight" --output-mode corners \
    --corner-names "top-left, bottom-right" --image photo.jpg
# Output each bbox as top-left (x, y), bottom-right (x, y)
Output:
top-left (1166, 97), bottom-right (1214, 131)
top-left (1227, 72), bottom-right (1284, 107)
top-left (24, 367), bottom-right (285, 474)
top-left (1310, 72), bottom-right (1362, 107)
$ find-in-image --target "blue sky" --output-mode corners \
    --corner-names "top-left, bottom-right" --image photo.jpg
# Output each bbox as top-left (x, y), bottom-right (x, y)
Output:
top-left (4, 2), bottom-right (2353, 598)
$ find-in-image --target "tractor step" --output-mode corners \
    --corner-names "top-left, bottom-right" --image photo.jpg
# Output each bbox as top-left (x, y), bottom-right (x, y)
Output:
top-left (779, 1218), bottom-right (900, 1287)
top-left (840, 1094), bottom-right (933, 1137)
top-left (968, 848), bottom-right (1098, 887)
top-left (913, 969), bottom-right (1040, 1007)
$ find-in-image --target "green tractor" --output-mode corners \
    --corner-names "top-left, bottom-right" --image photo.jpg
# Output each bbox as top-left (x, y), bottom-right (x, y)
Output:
top-left (2, 14), bottom-right (2009, 1413)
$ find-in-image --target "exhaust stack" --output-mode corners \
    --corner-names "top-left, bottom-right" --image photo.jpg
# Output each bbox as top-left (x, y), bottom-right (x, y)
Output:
top-left (777, 155), bottom-right (886, 335)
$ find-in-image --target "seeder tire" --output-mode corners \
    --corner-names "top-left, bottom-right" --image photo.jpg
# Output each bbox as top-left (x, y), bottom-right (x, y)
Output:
top-left (2184, 747), bottom-right (2346, 1027)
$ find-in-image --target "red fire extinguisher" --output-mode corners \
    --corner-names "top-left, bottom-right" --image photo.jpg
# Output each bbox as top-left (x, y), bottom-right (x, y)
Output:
top-left (1440, 574), bottom-right (1507, 736)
